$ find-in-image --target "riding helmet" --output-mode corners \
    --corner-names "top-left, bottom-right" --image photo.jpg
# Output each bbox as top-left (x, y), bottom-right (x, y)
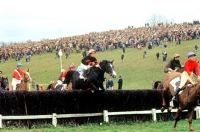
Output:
top-left (88, 49), bottom-right (96, 54)
top-left (69, 63), bottom-right (75, 68)
top-left (17, 62), bottom-right (22, 67)
top-left (187, 52), bottom-right (196, 58)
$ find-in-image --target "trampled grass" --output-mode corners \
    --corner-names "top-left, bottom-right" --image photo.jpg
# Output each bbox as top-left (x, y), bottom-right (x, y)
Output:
top-left (1, 39), bottom-right (200, 89)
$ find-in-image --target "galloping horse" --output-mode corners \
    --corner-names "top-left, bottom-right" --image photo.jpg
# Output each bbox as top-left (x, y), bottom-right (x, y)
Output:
top-left (63, 60), bottom-right (117, 91)
top-left (161, 72), bottom-right (200, 131)
top-left (10, 69), bottom-right (32, 91)
top-left (0, 77), bottom-right (9, 90)
top-left (46, 81), bottom-right (72, 90)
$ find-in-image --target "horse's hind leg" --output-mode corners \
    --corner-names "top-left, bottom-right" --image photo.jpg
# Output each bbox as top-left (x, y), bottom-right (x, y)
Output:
top-left (174, 107), bottom-right (182, 131)
top-left (161, 90), bottom-right (167, 112)
top-left (188, 108), bottom-right (195, 131)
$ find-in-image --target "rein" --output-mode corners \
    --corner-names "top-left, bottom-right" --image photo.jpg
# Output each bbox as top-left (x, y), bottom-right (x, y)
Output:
top-left (98, 65), bottom-right (105, 72)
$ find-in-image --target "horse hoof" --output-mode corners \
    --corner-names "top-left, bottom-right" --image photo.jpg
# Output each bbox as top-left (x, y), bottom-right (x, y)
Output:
top-left (190, 129), bottom-right (194, 131)
top-left (168, 107), bottom-right (172, 113)
top-left (161, 107), bottom-right (165, 112)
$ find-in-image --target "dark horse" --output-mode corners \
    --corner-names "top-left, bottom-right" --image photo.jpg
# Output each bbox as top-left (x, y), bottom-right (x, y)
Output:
top-left (63, 60), bottom-right (117, 91)
top-left (161, 72), bottom-right (200, 131)
top-left (0, 77), bottom-right (9, 91)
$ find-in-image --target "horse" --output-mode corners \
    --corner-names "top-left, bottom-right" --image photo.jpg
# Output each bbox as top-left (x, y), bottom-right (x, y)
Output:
top-left (153, 67), bottom-right (185, 90)
top-left (46, 81), bottom-right (72, 90)
top-left (16, 69), bottom-right (32, 90)
top-left (63, 60), bottom-right (117, 91)
top-left (160, 72), bottom-right (200, 131)
top-left (0, 77), bottom-right (9, 91)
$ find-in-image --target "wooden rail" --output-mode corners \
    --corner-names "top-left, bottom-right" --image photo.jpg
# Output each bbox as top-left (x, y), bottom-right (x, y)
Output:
top-left (0, 106), bottom-right (200, 128)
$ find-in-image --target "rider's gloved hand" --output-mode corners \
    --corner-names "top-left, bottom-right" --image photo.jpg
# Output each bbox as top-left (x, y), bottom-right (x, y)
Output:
top-left (197, 76), bottom-right (200, 81)
top-left (95, 64), bottom-right (99, 67)
top-left (62, 77), bottom-right (65, 81)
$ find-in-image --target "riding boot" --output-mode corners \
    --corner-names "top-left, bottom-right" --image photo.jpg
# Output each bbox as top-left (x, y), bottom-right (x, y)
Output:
top-left (83, 70), bottom-right (87, 81)
top-left (172, 88), bottom-right (181, 101)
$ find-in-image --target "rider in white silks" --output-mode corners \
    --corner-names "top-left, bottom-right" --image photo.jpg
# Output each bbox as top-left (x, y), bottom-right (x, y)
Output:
top-left (11, 62), bottom-right (24, 90)
top-left (78, 49), bottom-right (99, 80)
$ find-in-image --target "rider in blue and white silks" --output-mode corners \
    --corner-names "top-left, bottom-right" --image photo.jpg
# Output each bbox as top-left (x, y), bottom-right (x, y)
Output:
top-left (77, 49), bottom-right (99, 80)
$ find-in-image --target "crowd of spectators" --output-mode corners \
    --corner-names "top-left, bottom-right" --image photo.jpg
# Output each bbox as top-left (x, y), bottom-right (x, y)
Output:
top-left (0, 21), bottom-right (200, 63)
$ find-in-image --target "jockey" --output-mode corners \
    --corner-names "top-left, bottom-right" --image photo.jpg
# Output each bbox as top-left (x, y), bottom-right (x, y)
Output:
top-left (78, 49), bottom-right (99, 80)
top-left (164, 53), bottom-right (182, 73)
top-left (57, 69), bottom-right (65, 85)
top-left (55, 63), bottom-right (75, 89)
top-left (0, 71), bottom-right (2, 81)
top-left (62, 63), bottom-right (75, 81)
top-left (172, 52), bottom-right (200, 101)
top-left (11, 62), bottom-right (24, 91)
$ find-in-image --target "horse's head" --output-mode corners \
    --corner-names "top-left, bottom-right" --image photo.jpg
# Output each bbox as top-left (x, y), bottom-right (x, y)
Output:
top-left (1, 77), bottom-right (9, 90)
top-left (23, 70), bottom-right (32, 83)
top-left (100, 60), bottom-right (117, 78)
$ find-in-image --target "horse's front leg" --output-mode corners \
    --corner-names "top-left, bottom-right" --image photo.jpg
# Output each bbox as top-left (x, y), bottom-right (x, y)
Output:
top-left (99, 82), bottom-right (105, 91)
top-left (174, 107), bottom-right (182, 131)
top-left (188, 108), bottom-right (195, 131)
top-left (90, 83), bottom-right (99, 91)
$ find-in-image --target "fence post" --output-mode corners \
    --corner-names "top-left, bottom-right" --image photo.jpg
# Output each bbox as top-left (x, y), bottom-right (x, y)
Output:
top-left (52, 113), bottom-right (57, 127)
top-left (151, 108), bottom-right (157, 122)
top-left (196, 106), bottom-right (200, 119)
top-left (103, 110), bottom-right (109, 122)
top-left (0, 115), bottom-right (2, 128)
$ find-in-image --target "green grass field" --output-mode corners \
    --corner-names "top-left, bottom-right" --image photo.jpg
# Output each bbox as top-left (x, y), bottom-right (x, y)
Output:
top-left (1, 120), bottom-right (200, 132)
top-left (1, 39), bottom-right (200, 89)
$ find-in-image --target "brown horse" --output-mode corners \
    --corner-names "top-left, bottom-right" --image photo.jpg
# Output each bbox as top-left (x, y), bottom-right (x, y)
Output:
top-left (161, 72), bottom-right (200, 131)
top-left (16, 69), bottom-right (32, 90)
top-left (46, 81), bottom-right (72, 90)
top-left (9, 69), bottom-right (32, 91)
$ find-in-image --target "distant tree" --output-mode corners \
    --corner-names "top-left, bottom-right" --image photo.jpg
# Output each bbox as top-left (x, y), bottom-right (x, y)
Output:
top-left (26, 39), bottom-right (32, 43)
top-left (147, 14), bottom-right (174, 27)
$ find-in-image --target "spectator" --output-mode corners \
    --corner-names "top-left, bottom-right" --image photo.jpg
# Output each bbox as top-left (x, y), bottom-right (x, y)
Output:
top-left (143, 49), bottom-right (147, 58)
top-left (122, 44), bottom-right (125, 53)
top-left (107, 78), bottom-right (114, 90)
top-left (121, 53), bottom-right (124, 63)
top-left (162, 50), bottom-right (167, 62)
top-left (0, 71), bottom-right (2, 81)
top-left (195, 44), bottom-right (198, 52)
top-left (156, 52), bottom-right (160, 59)
top-left (105, 78), bottom-right (109, 90)
top-left (26, 55), bottom-right (31, 62)
top-left (82, 48), bottom-right (87, 58)
top-left (118, 76), bottom-right (123, 90)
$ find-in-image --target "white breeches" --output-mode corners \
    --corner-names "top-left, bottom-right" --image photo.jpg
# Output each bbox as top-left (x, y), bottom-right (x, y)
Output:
top-left (11, 78), bottom-right (21, 91)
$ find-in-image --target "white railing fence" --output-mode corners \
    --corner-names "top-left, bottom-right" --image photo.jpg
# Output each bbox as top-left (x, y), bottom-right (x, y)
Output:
top-left (0, 106), bottom-right (200, 128)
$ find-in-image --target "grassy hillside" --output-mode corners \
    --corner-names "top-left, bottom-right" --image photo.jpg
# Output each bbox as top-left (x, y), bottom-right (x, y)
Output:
top-left (1, 39), bottom-right (200, 89)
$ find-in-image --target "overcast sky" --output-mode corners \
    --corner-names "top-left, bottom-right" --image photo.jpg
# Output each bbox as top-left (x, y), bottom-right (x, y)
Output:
top-left (0, 0), bottom-right (199, 43)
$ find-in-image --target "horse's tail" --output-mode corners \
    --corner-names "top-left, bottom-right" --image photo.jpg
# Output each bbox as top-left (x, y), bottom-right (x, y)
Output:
top-left (46, 84), bottom-right (52, 90)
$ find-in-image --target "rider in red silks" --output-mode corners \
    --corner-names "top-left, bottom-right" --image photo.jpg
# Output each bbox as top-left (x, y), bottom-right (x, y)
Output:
top-left (56, 63), bottom-right (75, 89)
top-left (62, 63), bottom-right (75, 81)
